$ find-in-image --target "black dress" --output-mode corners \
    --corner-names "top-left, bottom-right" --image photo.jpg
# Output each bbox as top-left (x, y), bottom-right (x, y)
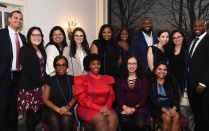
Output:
top-left (93, 40), bottom-right (120, 79)
top-left (169, 46), bottom-right (186, 95)
top-left (42, 74), bottom-right (74, 119)
top-left (147, 45), bottom-right (167, 77)
top-left (151, 46), bottom-right (167, 65)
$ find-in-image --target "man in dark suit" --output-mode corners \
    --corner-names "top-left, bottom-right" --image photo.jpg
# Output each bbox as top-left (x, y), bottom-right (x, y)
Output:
top-left (185, 19), bottom-right (209, 131)
top-left (0, 10), bottom-right (26, 131)
top-left (130, 17), bottom-right (158, 71)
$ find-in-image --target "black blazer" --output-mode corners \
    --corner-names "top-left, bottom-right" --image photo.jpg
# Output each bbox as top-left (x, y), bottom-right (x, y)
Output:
top-left (19, 44), bottom-right (46, 90)
top-left (186, 33), bottom-right (209, 89)
top-left (0, 27), bottom-right (26, 83)
top-left (148, 80), bottom-right (180, 112)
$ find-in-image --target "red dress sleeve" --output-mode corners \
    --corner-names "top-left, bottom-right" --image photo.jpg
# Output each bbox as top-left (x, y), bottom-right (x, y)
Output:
top-left (103, 75), bottom-right (115, 108)
top-left (74, 75), bottom-right (102, 111)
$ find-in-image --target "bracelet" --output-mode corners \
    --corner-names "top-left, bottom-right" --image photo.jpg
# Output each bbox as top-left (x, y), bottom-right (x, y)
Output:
top-left (134, 104), bottom-right (140, 110)
top-left (67, 104), bottom-right (71, 108)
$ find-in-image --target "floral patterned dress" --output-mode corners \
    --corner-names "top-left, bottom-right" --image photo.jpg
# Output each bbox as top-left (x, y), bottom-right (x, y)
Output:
top-left (17, 58), bottom-right (44, 112)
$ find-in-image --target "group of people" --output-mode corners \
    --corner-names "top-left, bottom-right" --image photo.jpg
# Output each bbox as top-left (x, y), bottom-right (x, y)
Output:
top-left (0, 10), bottom-right (209, 131)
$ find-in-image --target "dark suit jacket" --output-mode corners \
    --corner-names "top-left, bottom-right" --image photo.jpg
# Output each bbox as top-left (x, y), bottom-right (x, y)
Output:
top-left (0, 27), bottom-right (26, 83)
top-left (19, 44), bottom-right (46, 90)
top-left (186, 33), bottom-right (209, 89)
top-left (130, 31), bottom-right (158, 69)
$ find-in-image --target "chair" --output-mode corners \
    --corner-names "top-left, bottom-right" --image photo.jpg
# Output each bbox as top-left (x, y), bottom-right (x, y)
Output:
top-left (152, 114), bottom-right (189, 131)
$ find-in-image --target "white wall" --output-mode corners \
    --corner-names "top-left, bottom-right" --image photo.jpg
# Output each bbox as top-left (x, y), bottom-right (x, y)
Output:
top-left (30, 0), bottom-right (97, 46)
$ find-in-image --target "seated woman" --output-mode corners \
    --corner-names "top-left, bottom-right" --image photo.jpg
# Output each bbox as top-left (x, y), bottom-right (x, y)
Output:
top-left (74, 54), bottom-right (118, 131)
top-left (147, 61), bottom-right (180, 131)
top-left (116, 55), bottom-right (148, 131)
top-left (42, 55), bottom-right (76, 131)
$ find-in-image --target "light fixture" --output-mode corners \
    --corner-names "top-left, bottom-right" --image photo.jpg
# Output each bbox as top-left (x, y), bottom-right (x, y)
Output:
top-left (67, 21), bottom-right (77, 39)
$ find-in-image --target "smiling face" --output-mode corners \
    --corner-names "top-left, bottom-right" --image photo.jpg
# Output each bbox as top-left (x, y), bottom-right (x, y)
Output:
top-left (89, 60), bottom-right (101, 74)
top-left (30, 29), bottom-right (42, 48)
top-left (141, 18), bottom-right (153, 34)
top-left (173, 32), bottom-right (183, 46)
top-left (102, 27), bottom-right (112, 41)
top-left (52, 30), bottom-right (64, 45)
top-left (9, 12), bottom-right (23, 31)
top-left (158, 32), bottom-right (169, 46)
top-left (193, 19), bottom-right (206, 36)
top-left (74, 31), bottom-right (84, 45)
top-left (55, 58), bottom-right (67, 76)
top-left (127, 57), bottom-right (138, 73)
top-left (155, 64), bottom-right (167, 79)
top-left (120, 29), bottom-right (129, 41)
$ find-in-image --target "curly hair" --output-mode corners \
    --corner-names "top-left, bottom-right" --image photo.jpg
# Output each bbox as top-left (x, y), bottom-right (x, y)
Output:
top-left (83, 54), bottom-right (101, 72)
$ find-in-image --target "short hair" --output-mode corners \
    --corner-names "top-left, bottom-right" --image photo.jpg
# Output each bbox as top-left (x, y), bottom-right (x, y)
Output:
top-left (53, 55), bottom-right (69, 68)
top-left (140, 17), bottom-right (152, 24)
top-left (10, 10), bottom-right (22, 17)
top-left (83, 54), bottom-right (101, 72)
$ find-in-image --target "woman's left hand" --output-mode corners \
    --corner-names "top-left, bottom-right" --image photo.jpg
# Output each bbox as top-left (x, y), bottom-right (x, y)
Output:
top-left (60, 106), bottom-right (72, 115)
top-left (100, 106), bottom-right (110, 116)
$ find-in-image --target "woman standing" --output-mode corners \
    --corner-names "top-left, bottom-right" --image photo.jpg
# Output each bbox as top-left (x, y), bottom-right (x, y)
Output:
top-left (17, 27), bottom-right (46, 131)
top-left (63, 27), bottom-right (90, 76)
top-left (147, 30), bottom-right (169, 71)
top-left (116, 55), bottom-right (148, 131)
top-left (167, 29), bottom-right (187, 95)
top-left (90, 24), bottom-right (121, 79)
top-left (147, 61), bottom-right (180, 131)
top-left (42, 55), bottom-right (76, 131)
top-left (45, 26), bottom-right (68, 76)
top-left (117, 28), bottom-right (131, 60)
top-left (74, 54), bottom-right (118, 131)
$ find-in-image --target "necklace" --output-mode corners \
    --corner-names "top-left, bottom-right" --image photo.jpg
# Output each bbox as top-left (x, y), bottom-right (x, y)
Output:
top-left (127, 77), bottom-right (137, 89)
top-left (89, 72), bottom-right (100, 79)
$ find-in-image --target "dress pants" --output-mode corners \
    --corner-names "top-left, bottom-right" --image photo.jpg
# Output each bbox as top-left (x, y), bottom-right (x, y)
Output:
top-left (0, 71), bottom-right (21, 131)
top-left (187, 85), bottom-right (209, 131)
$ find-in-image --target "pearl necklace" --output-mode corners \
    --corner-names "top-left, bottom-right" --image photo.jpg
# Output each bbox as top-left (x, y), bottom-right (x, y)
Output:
top-left (89, 72), bottom-right (100, 79)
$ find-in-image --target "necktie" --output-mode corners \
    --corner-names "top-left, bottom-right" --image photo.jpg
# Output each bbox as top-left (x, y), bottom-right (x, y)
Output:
top-left (15, 33), bottom-right (21, 70)
top-left (189, 37), bottom-right (199, 58)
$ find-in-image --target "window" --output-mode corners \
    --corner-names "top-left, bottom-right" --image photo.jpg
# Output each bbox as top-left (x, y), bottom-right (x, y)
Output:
top-left (0, 6), bottom-right (19, 29)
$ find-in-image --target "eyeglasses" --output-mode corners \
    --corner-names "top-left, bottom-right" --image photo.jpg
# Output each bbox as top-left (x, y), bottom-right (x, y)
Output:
top-left (173, 36), bottom-right (182, 40)
top-left (31, 34), bottom-right (42, 38)
top-left (127, 63), bottom-right (137, 66)
top-left (56, 63), bottom-right (67, 68)
top-left (74, 35), bottom-right (84, 38)
top-left (53, 33), bottom-right (63, 37)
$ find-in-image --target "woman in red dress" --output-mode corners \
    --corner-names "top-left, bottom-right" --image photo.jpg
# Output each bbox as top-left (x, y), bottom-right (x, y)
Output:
top-left (74, 54), bottom-right (118, 131)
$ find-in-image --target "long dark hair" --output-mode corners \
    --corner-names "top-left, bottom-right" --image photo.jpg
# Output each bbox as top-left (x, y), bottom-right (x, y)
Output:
top-left (167, 29), bottom-right (187, 59)
top-left (46, 26), bottom-right (67, 54)
top-left (118, 55), bottom-right (144, 79)
top-left (69, 27), bottom-right (90, 57)
top-left (26, 26), bottom-right (44, 52)
top-left (152, 61), bottom-right (177, 92)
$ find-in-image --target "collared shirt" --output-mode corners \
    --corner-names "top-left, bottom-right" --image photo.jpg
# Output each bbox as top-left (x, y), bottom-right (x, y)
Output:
top-left (189, 32), bottom-right (207, 88)
top-left (142, 31), bottom-right (153, 47)
top-left (8, 26), bottom-right (23, 70)
top-left (189, 32), bottom-right (207, 57)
